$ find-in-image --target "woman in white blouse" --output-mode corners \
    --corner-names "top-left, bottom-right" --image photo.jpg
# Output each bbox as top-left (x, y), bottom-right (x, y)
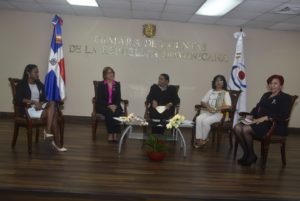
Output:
top-left (194, 75), bottom-right (232, 148)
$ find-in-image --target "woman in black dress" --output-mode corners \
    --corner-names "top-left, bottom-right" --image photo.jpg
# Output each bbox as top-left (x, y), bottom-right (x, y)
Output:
top-left (233, 75), bottom-right (292, 166)
top-left (95, 67), bottom-right (123, 142)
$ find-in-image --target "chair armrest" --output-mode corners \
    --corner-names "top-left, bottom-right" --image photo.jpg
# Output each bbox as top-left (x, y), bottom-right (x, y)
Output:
top-left (193, 104), bottom-right (204, 122)
top-left (91, 97), bottom-right (96, 116)
top-left (271, 117), bottom-right (289, 123)
top-left (219, 108), bottom-right (231, 122)
top-left (195, 104), bottom-right (204, 110)
top-left (262, 117), bottom-right (290, 140)
top-left (239, 112), bottom-right (251, 117)
top-left (121, 99), bottom-right (129, 105)
top-left (23, 103), bottom-right (32, 108)
top-left (144, 101), bottom-right (150, 120)
top-left (121, 99), bottom-right (129, 116)
top-left (175, 103), bottom-right (180, 115)
top-left (220, 108), bottom-right (232, 113)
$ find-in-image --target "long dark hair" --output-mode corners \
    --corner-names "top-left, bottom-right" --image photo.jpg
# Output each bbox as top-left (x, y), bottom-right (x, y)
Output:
top-left (267, 74), bottom-right (284, 85)
top-left (212, 74), bottom-right (227, 90)
top-left (22, 64), bottom-right (38, 82)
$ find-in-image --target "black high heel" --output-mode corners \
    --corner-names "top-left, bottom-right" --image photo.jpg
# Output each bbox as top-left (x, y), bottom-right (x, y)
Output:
top-left (240, 155), bottom-right (257, 166)
top-left (237, 155), bottom-right (248, 164)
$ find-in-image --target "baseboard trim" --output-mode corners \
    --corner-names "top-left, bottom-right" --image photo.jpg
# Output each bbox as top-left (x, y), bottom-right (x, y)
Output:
top-left (63, 115), bottom-right (91, 124)
top-left (0, 112), bottom-right (14, 119)
top-left (0, 112), bottom-right (90, 124)
top-left (1, 111), bottom-right (300, 133)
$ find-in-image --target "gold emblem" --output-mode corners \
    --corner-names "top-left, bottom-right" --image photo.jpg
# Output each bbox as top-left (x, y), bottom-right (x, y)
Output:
top-left (143, 24), bottom-right (156, 38)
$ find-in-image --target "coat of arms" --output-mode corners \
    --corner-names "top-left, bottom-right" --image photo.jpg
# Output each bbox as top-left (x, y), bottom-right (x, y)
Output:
top-left (143, 24), bottom-right (156, 38)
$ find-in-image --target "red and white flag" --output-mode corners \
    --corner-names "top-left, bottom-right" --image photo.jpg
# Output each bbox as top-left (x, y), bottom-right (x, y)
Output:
top-left (228, 31), bottom-right (247, 126)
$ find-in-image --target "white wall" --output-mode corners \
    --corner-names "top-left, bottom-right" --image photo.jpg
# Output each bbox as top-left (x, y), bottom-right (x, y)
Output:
top-left (1, 10), bottom-right (299, 127)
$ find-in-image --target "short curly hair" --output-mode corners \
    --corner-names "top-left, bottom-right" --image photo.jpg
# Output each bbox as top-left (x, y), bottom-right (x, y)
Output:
top-left (267, 74), bottom-right (284, 85)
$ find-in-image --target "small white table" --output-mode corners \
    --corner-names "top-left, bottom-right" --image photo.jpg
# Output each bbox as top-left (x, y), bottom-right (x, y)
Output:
top-left (115, 118), bottom-right (194, 158)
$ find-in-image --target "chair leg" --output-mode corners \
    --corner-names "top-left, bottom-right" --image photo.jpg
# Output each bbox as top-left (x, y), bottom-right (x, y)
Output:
top-left (216, 128), bottom-right (222, 152)
top-left (35, 128), bottom-right (39, 143)
top-left (211, 127), bottom-right (216, 144)
top-left (27, 127), bottom-right (33, 154)
top-left (281, 141), bottom-right (286, 167)
top-left (228, 129), bottom-right (233, 149)
top-left (60, 120), bottom-right (65, 146)
top-left (143, 126), bottom-right (148, 136)
top-left (233, 137), bottom-right (239, 159)
top-left (92, 117), bottom-right (97, 141)
top-left (260, 142), bottom-right (264, 164)
top-left (191, 126), bottom-right (195, 146)
top-left (11, 123), bottom-right (19, 148)
top-left (261, 142), bottom-right (269, 170)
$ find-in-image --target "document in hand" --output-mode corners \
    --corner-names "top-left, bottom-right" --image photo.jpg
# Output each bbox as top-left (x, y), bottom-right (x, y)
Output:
top-left (241, 118), bottom-right (254, 125)
top-left (156, 106), bottom-right (166, 114)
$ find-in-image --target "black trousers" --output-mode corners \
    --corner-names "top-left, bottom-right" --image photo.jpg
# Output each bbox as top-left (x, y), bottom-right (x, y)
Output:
top-left (97, 107), bottom-right (123, 134)
top-left (148, 107), bottom-right (174, 134)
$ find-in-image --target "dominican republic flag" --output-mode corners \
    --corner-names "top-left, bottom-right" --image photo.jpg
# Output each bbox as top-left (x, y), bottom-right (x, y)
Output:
top-left (228, 31), bottom-right (247, 126)
top-left (45, 15), bottom-right (66, 101)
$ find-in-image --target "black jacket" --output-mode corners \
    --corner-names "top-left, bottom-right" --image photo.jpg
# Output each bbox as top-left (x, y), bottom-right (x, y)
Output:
top-left (146, 84), bottom-right (180, 107)
top-left (95, 81), bottom-right (122, 112)
top-left (250, 91), bottom-right (292, 136)
top-left (15, 79), bottom-right (47, 115)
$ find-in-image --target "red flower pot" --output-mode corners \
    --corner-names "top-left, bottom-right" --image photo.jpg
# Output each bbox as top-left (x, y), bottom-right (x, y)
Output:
top-left (147, 152), bottom-right (166, 161)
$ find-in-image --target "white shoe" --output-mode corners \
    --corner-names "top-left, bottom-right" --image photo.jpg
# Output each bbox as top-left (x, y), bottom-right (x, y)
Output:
top-left (43, 129), bottom-right (53, 140)
top-left (51, 141), bottom-right (68, 152)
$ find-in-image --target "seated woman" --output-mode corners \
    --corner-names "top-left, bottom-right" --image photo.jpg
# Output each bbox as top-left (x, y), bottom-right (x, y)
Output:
top-left (194, 75), bottom-right (232, 148)
top-left (95, 66), bottom-right (123, 142)
top-left (15, 64), bottom-right (67, 152)
top-left (234, 75), bottom-right (292, 166)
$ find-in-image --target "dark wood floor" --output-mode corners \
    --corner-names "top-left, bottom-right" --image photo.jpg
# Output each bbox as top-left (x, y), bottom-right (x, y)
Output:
top-left (0, 119), bottom-right (300, 201)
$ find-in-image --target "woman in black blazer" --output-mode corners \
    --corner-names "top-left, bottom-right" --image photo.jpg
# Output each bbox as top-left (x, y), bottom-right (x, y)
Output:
top-left (15, 64), bottom-right (67, 151)
top-left (95, 66), bottom-right (123, 142)
top-left (234, 75), bottom-right (292, 166)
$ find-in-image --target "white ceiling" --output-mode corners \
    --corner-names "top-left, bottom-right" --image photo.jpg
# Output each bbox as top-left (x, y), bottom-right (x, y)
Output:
top-left (1, 0), bottom-right (300, 32)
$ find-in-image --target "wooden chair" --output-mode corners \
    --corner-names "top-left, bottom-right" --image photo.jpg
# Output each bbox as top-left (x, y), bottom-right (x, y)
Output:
top-left (233, 95), bottom-right (298, 169)
top-left (191, 90), bottom-right (241, 151)
top-left (8, 78), bottom-right (65, 154)
top-left (91, 80), bottom-right (129, 140)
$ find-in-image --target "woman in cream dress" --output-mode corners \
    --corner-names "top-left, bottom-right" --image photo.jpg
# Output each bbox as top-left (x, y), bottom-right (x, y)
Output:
top-left (194, 75), bottom-right (232, 148)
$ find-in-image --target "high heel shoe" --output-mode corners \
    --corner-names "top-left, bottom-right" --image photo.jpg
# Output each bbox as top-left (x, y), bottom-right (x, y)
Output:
top-left (237, 154), bottom-right (248, 164)
top-left (113, 134), bottom-right (118, 143)
top-left (193, 143), bottom-right (200, 149)
top-left (43, 129), bottom-right (53, 140)
top-left (240, 155), bottom-right (257, 166)
top-left (51, 141), bottom-right (68, 152)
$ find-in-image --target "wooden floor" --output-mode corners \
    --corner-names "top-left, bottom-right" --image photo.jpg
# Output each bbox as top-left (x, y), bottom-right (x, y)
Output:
top-left (0, 119), bottom-right (300, 201)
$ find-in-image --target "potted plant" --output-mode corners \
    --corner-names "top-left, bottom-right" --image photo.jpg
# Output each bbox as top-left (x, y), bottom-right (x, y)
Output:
top-left (145, 134), bottom-right (168, 161)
